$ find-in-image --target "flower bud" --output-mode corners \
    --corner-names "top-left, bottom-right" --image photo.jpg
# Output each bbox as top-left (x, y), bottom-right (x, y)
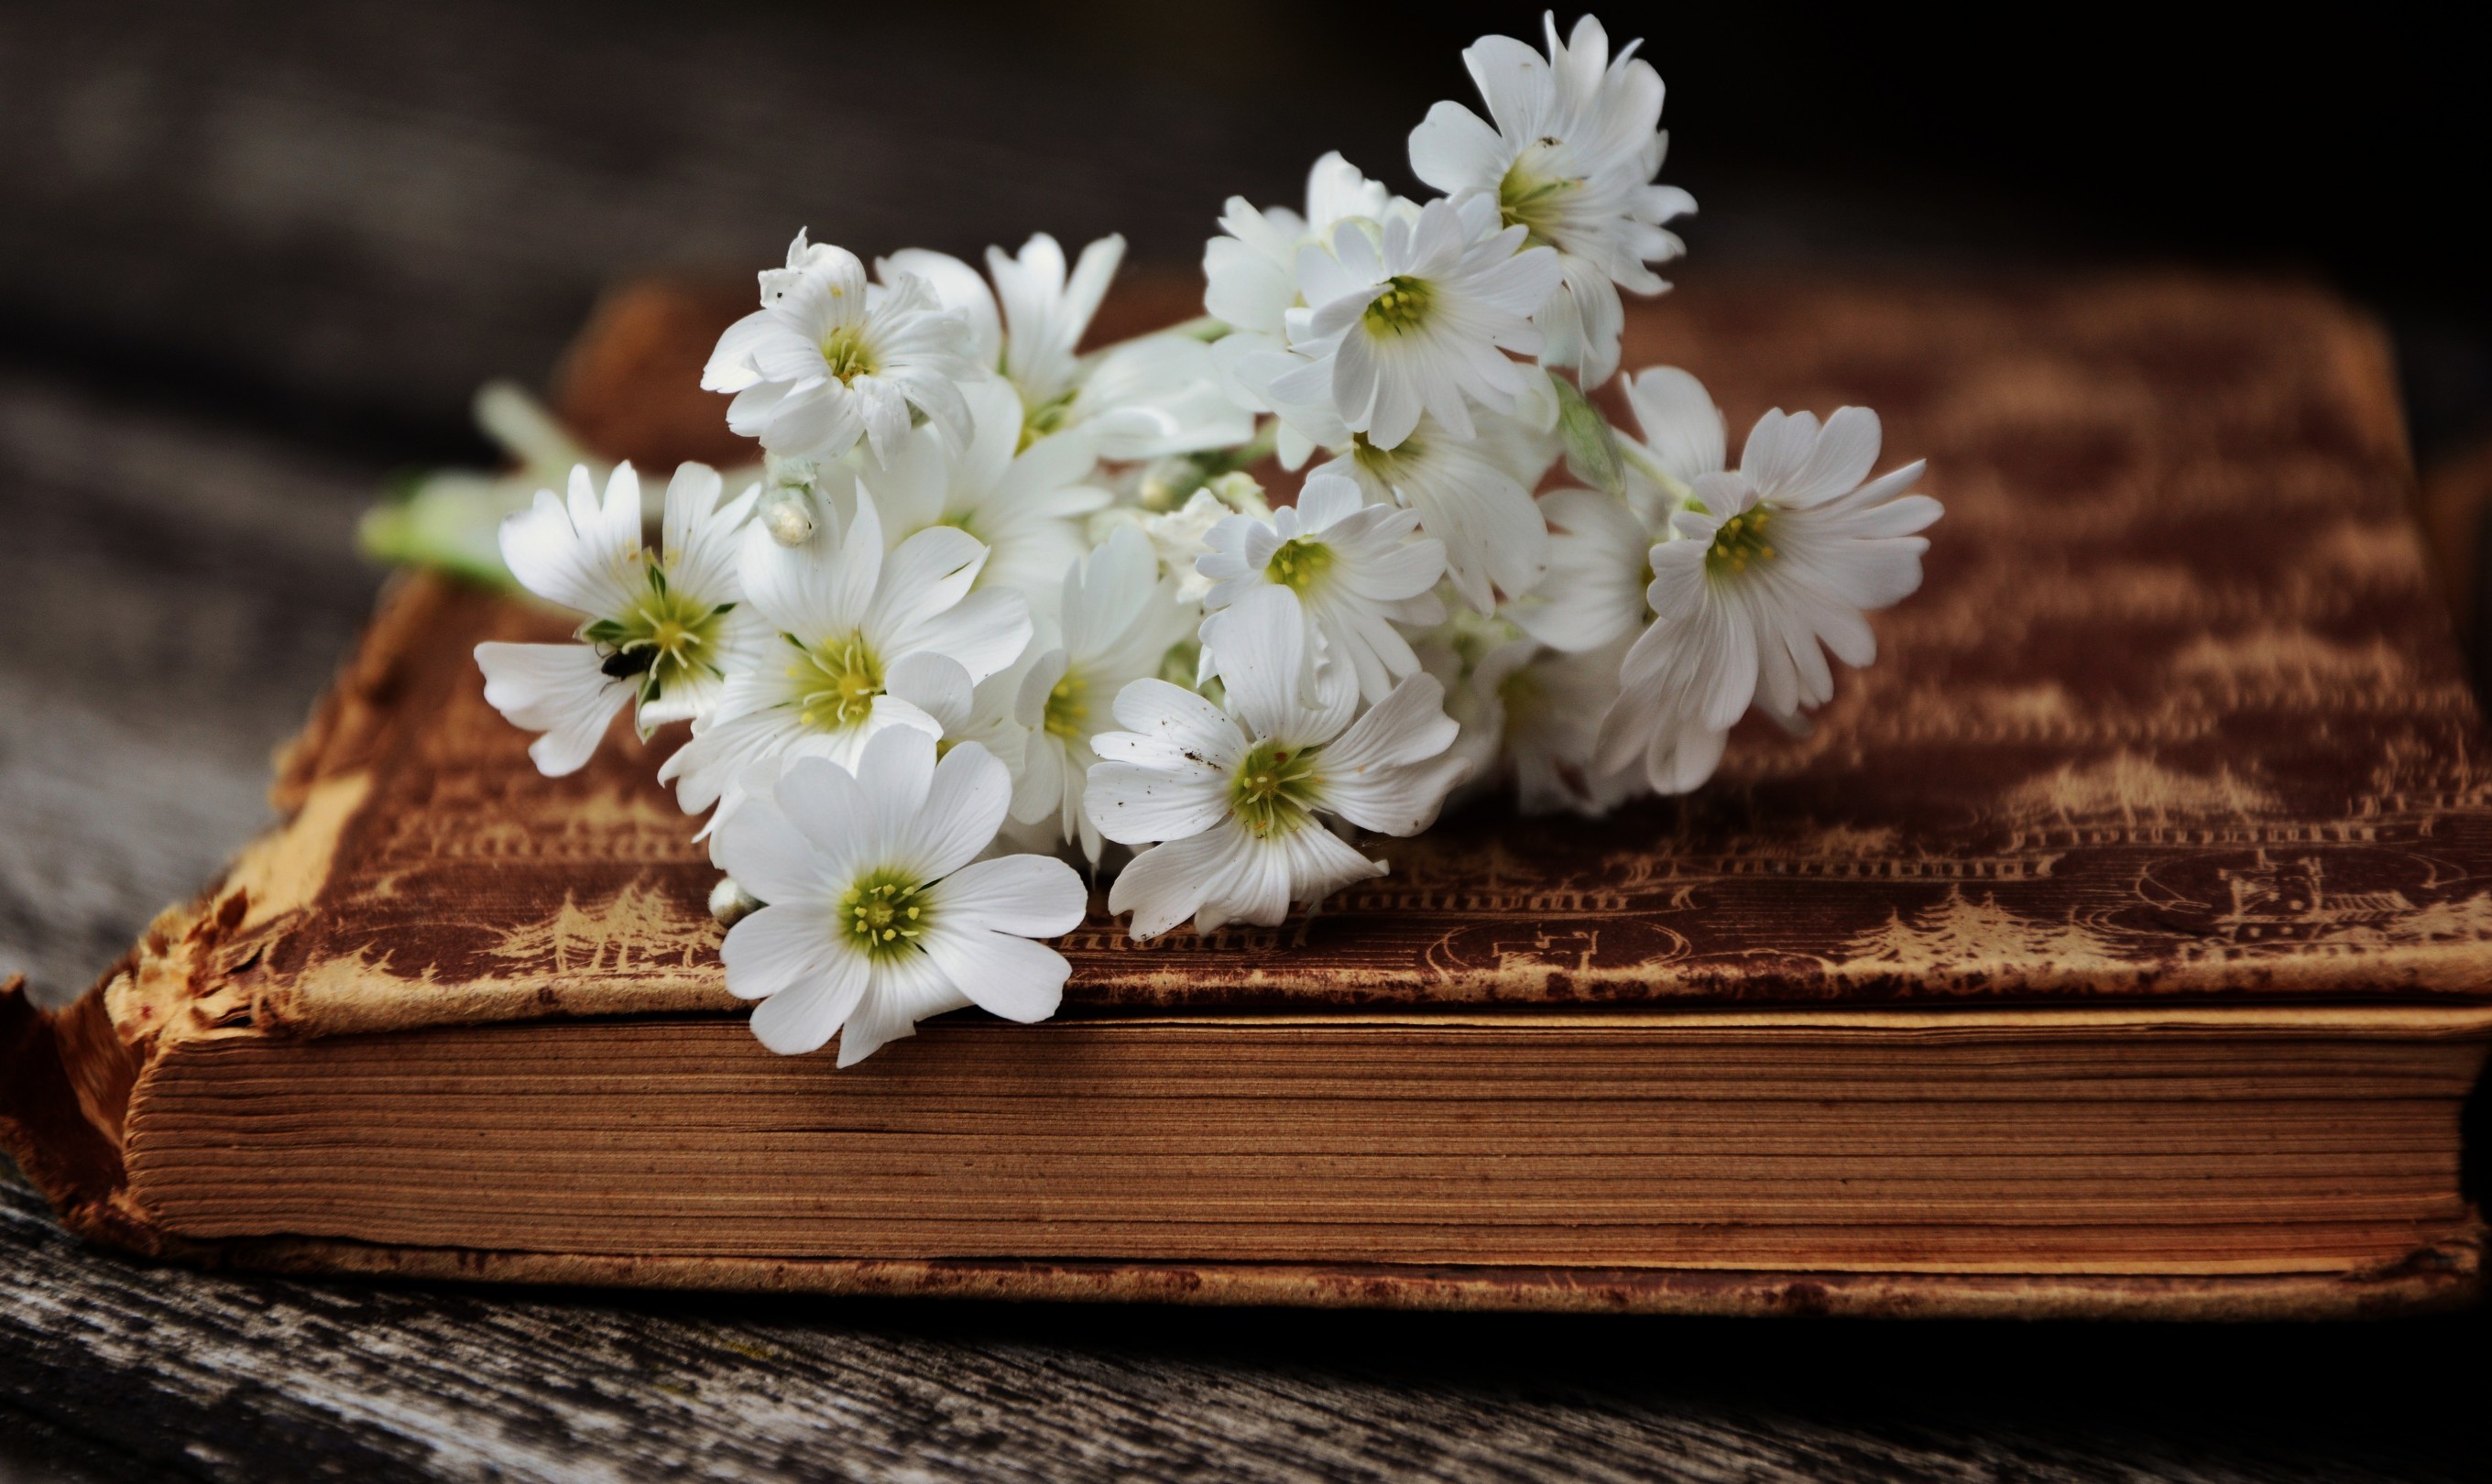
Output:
top-left (708, 875), bottom-right (764, 927)
top-left (760, 489), bottom-right (815, 546)
top-left (1206, 470), bottom-right (1272, 518)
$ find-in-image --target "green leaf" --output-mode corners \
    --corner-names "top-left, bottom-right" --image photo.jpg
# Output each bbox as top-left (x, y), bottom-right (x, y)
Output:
top-left (1551, 376), bottom-right (1627, 499)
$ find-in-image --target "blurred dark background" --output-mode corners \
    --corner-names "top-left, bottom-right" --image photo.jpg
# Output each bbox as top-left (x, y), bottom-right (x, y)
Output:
top-left (5, 0), bottom-right (2490, 462)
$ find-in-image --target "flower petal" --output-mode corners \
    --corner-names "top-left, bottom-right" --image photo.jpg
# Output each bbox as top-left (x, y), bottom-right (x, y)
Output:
top-left (1083, 756), bottom-right (1230, 846)
top-left (716, 777), bottom-right (843, 906)
top-left (765, 755), bottom-right (875, 887)
top-left (1315, 675), bottom-right (1469, 835)
top-left (721, 901), bottom-right (846, 1004)
top-left (497, 476), bottom-right (639, 618)
top-left (1108, 824), bottom-right (1242, 940)
top-left (902, 740), bottom-right (1011, 881)
top-left (933, 853), bottom-right (1089, 937)
top-left (852, 723), bottom-right (936, 866)
top-left (747, 944), bottom-right (872, 1056)
top-left (1623, 367), bottom-right (1725, 486)
top-left (1208, 586), bottom-right (1316, 744)
top-left (835, 952), bottom-right (970, 1066)
top-left (475, 641), bottom-right (630, 777)
top-left (917, 924), bottom-right (1071, 1024)
top-left (902, 586), bottom-right (1035, 685)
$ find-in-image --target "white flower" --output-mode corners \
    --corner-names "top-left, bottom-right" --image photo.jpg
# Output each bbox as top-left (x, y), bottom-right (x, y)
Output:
top-left (1333, 402), bottom-right (1557, 613)
top-left (1476, 637), bottom-right (1645, 815)
top-left (658, 490), bottom-right (1033, 832)
top-left (1613, 364), bottom-right (1728, 522)
top-left (1086, 588), bottom-right (1469, 939)
top-left (856, 376), bottom-right (1109, 606)
top-left (476, 463), bottom-right (760, 776)
top-left (1511, 366), bottom-right (1724, 653)
top-left (1015, 528), bottom-right (1191, 865)
top-left (1197, 467), bottom-right (1446, 704)
top-left (1203, 151), bottom-right (1403, 344)
top-left (875, 643), bottom-right (1037, 809)
top-left (704, 232), bottom-right (977, 466)
top-left (1407, 15), bottom-right (1695, 387)
top-left (714, 728), bottom-right (1087, 1064)
top-left (1596, 406), bottom-right (1940, 789)
top-left (1268, 194), bottom-right (1560, 451)
top-left (1136, 486), bottom-right (1253, 604)
top-left (1206, 156), bottom-right (1413, 469)
top-left (883, 234), bottom-right (1250, 460)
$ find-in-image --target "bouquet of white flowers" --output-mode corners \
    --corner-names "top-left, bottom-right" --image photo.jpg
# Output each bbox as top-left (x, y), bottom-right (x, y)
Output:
top-left (468, 13), bottom-right (1940, 1064)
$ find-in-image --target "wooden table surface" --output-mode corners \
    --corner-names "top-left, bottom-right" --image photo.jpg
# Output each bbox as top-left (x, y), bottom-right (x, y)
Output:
top-left (5, 4), bottom-right (2489, 1479)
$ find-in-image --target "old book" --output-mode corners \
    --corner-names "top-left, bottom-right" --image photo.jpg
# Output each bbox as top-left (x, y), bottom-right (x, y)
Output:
top-left (6, 273), bottom-right (2490, 1318)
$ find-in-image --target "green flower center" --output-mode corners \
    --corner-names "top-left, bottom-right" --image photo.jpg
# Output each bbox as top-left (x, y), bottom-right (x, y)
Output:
top-left (1498, 147), bottom-right (1584, 249)
top-left (1497, 663), bottom-right (1541, 720)
top-left (1263, 537), bottom-right (1335, 594)
top-left (1018, 388), bottom-right (1078, 451)
top-left (839, 872), bottom-right (932, 959)
top-left (1361, 276), bottom-right (1434, 337)
top-left (1705, 507), bottom-right (1777, 577)
top-left (582, 566), bottom-right (732, 704)
top-left (1230, 739), bottom-right (1322, 838)
top-left (1044, 668), bottom-right (1091, 741)
top-left (819, 325), bottom-right (880, 384)
top-left (786, 632), bottom-right (885, 731)
top-left (1436, 607), bottom-right (1513, 674)
top-left (1350, 429), bottom-right (1417, 481)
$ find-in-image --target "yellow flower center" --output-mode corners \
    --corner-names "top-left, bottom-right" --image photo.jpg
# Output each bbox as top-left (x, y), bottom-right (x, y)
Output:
top-left (787, 632), bottom-right (884, 731)
top-left (1018, 388), bottom-right (1078, 451)
top-left (839, 874), bottom-right (931, 959)
top-left (1044, 669), bottom-right (1091, 741)
top-left (585, 565), bottom-right (731, 702)
top-left (819, 326), bottom-right (880, 384)
top-left (1263, 536), bottom-right (1335, 594)
top-left (1706, 507), bottom-right (1776, 577)
top-left (1498, 146), bottom-right (1583, 248)
top-left (1350, 429), bottom-right (1417, 482)
top-left (1230, 740), bottom-right (1321, 838)
top-left (1360, 277), bottom-right (1434, 337)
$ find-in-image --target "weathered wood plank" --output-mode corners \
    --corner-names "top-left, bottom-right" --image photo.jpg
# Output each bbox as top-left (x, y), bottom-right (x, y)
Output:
top-left (4, 1170), bottom-right (2488, 1484)
top-left (0, 362), bottom-right (384, 1006)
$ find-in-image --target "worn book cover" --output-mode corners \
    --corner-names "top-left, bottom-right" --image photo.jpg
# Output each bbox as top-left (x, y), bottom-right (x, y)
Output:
top-left (5, 273), bottom-right (2489, 1317)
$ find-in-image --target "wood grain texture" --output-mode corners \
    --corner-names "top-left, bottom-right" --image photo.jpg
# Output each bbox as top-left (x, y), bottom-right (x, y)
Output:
top-left (0, 362), bottom-right (384, 1009)
top-left (6, 1168), bottom-right (2492, 1484)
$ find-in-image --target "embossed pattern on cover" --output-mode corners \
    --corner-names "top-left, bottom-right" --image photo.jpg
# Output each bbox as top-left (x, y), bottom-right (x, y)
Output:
top-left (187, 274), bottom-right (2492, 1038)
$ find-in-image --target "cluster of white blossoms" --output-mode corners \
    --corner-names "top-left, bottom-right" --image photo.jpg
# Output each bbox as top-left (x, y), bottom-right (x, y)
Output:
top-left (475, 13), bottom-right (1939, 1064)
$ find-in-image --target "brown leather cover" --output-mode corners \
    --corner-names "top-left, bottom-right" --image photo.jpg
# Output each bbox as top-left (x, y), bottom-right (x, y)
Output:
top-left (93, 271), bottom-right (2492, 1038)
top-left (7, 271), bottom-right (2490, 1318)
